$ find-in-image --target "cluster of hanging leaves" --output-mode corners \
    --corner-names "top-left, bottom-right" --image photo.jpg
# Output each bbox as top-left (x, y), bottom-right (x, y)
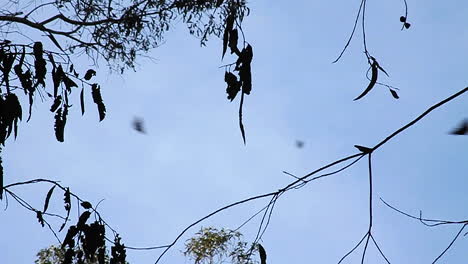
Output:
top-left (0, 42), bottom-right (107, 197)
top-left (354, 56), bottom-right (399, 101)
top-left (0, 41), bottom-right (106, 146)
top-left (32, 185), bottom-right (127, 264)
top-left (221, 6), bottom-right (253, 144)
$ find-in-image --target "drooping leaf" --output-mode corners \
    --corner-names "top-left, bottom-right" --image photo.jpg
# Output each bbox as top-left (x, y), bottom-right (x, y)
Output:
top-left (239, 63), bottom-right (252, 94)
top-left (354, 62), bottom-right (378, 101)
top-left (377, 64), bottom-right (389, 77)
top-left (222, 14), bottom-right (235, 59)
top-left (50, 95), bottom-right (62, 112)
top-left (84, 69), bottom-right (96, 80)
top-left (80, 88), bottom-right (85, 115)
top-left (389, 89), bottom-right (399, 99)
top-left (43, 185), bottom-right (56, 213)
top-left (239, 93), bottom-right (246, 144)
top-left (225, 72), bottom-right (241, 101)
top-left (64, 188), bottom-right (71, 210)
top-left (228, 28), bottom-right (240, 55)
top-left (62, 75), bottom-right (78, 92)
top-left (36, 211), bottom-right (45, 227)
top-left (354, 145), bottom-right (372, 153)
top-left (91, 84), bottom-right (106, 121)
top-left (62, 225), bottom-right (78, 248)
top-left (81, 201), bottom-right (92, 209)
top-left (52, 65), bottom-right (63, 97)
top-left (59, 188), bottom-right (72, 232)
top-left (54, 108), bottom-right (65, 142)
top-left (77, 211), bottom-right (91, 230)
top-left (222, 28), bottom-right (229, 59)
top-left (33, 42), bottom-right (47, 86)
top-left (258, 243), bottom-right (267, 264)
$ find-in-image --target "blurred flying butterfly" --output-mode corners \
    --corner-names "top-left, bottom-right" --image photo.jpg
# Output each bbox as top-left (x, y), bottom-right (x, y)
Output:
top-left (132, 117), bottom-right (146, 134)
top-left (449, 119), bottom-right (468, 135)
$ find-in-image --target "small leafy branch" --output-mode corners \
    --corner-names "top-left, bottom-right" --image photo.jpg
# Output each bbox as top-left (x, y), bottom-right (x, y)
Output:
top-left (333, 0), bottom-right (411, 100)
top-left (220, 1), bottom-right (253, 144)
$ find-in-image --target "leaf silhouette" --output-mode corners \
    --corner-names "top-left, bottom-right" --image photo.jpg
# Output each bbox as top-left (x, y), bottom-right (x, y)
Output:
top-left (77, 211), bottom-right (91, 230)
top-left (62, 225), bottom-right (78, 248)
top-left (43, 185), bottom-right (56, 213)
top-left (50, 95), bottom-right (62, 112)
top-left (33, 42), bottom-right (47, 86)
top-left (449, 120), bottom-right (468, 135)
top-left (84, 69), bottom-right (96, 80)
top-left (52, 65), bottom-right (63, 97)
top-left (81, 201), bottom-right (92, 209)
top-left (80, 88), bottom-right (85, 115)
top-left (222, 14), bottom-right (235, 59)
top-left (60, 188), bottom-right (72, 232)
top-left (36, 211), bottom-right (45, 227)
top-left (225, 72), bottom-right (241, 101)
top-left (91, 84), bottom-right (106, 121)
top-left (389, 89), bottom-right (399, 99)
top-left (239, 92), bottom-right (246, 144)
top-left (258, 243), bottom-right (267, 264)
top-left (54, 108), bottom-right (65, 142)
top-left (228, 28), bottom-right (240, 55)
top-left (354, 145), bottom-right (372, 153)
top-left (354, 62), bottom-right (378, 101)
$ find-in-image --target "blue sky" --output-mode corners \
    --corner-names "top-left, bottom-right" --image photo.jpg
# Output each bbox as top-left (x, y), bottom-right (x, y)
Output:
top-left (2, 0), bottom-right (468, 263)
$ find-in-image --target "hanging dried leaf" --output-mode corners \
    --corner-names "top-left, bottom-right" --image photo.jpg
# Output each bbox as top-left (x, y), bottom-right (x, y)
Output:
top-left (84, 69), bottom-right (96, 80)
top-left (62, 225), bottom-right (78, 248)
top-left (50, 95), bottom-right (62, 112)
top-left (81, 201), bottom-right (92, 209)
top-left (62, 75), bottom-right (78, 92)
top-left (36, 211), bottom-right (45, 227)
top-left (239, 93), bottom-right (246, 144)
top-left (354, 61), bottom-right (378, 101)
top-left (228, 28), bottom-right (240, 55)
top-left (80, 88), bottom-right (85, 115)
top-left (389, 89), bottom-right (399, 99)
top-left (225, 72), bottom-right (241, 101)
top-left (43, 185), bottom-right (56, 213)
top-left (222, 14), bottom-right (235, 59)
top-left (258, 243), bottom-right (267, 264)
top-left (77, 211), bottom-right (91, 230)
top-left (59, 188), bottom-right (72, 232)
top-left (33, 42), bottom-right (47, 86)
top-left (54, 108), bottom-right (65, 142)
top-left (91, 84), bottom-right (106, 121)
top-left (52, 65), bottom-right (63, 97)
top-left (239, 64), bottom-right (252, 94)
top-left (64, 188), bottom-right (71, 210)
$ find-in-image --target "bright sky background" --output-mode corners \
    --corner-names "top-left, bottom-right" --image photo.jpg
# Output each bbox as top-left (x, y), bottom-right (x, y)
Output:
top-left (2, 0), bottom-right (468, 263)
